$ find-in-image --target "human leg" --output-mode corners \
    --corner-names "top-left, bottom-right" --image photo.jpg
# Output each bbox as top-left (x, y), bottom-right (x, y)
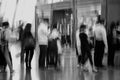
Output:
top-left (108, 45), bottom-right (115, 67)
top-left (25, 49), bottom-right (29, 68)
top-left (4, 45), bottom-right (13, 73)
top-left (29, 48), bottom-right (34, 68)
top-left (39, 45), bottom-right (47, 68)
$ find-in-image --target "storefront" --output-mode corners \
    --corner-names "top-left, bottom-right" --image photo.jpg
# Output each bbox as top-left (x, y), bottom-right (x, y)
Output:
top-left (36, 0), bottom-right (101, 48)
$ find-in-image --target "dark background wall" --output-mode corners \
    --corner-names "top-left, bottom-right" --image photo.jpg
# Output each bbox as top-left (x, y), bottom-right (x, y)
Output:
top-left (101, 0), bottom-right (120, 31)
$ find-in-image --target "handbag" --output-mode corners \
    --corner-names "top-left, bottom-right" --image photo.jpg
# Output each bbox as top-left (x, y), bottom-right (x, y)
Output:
top-left (23, 35), bottom-right (35, 49)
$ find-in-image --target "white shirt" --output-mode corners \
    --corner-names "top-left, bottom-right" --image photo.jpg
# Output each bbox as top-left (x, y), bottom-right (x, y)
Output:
top-left (38, 22), bottom-right (49, 45)
top-left (94, 24), bottom-right (108, 53)
top-left (49, 29), bottom-right (59, 39)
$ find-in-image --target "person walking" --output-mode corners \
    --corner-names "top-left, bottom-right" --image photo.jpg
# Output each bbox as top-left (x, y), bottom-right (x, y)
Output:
top-left (1, 22), bottom-right (14, 73)
top-left (79, 24), bottom-right (97, 72)
top-left (0, 26), bottom-right (7, 72)
top-left (22, 23), bottom-right (35, 69)
top-left (75, 25), bottom-right (81, 67)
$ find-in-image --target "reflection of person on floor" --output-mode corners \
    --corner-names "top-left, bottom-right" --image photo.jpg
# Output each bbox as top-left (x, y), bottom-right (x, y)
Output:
top-left (108, 22), bottom-right (117, 67)
top-left (94, 19), bottom-right (108, 68)
top-left (22, 23), bottom-right (35, 69)
top-left (0, 22), bottom-right (14, 73)
top-left (25, 69), bottom-right (32, 80)
top-left (38, 19), bottom-right (49, 68)
top-left (79, 24), bottom-right (97, 72)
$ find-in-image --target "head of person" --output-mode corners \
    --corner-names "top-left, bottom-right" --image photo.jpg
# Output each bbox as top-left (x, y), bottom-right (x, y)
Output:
top-left (96, 18), bottom-right (105, 25)
top-left (24, 23), bottom-right (31, 32)
top-left (80, 24), bottom-right (86, 32)
top-left (52, 23), bottom-right (57, 30)
top-left (2, 21), bottom-right (9, 29)
top-left (43, 18), bottom-right (49, 25)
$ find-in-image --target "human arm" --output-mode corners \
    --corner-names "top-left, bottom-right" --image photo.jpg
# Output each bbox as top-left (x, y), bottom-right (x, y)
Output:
top-left (102, 27), bottom-right (108, 54)
top-left (76, 31), bottom-right (81, 55)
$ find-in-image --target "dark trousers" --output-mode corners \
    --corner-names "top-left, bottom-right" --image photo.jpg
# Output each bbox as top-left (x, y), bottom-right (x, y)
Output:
top-left (108, 44), bottom-right (115, 66)
top-left (47, 50), bottom-right (58, 67)
top-left (0, 45), bottom-right (12, 69)
top-left (81, 49), bottom-right (93, 66)
top-left (25, 48), bottom-right (34, 67)
top-left (94, 40), bottom-right (105, 67)
top-left (39, 45), bottom-right (47, 68)
top-left (21, 44), bottom-right (25, 63)
top-left (0, 45), bottom-right (7, 67)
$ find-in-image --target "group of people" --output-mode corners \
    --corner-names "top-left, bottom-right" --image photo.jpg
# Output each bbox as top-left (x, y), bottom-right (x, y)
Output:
top-left (76, 15), bottom-right (120, 72)
top-left (0, 22), bottom-right (14, 73)
top-left (38, 19), bottom-right (62, 69)
top-left (0, 21), bottom-right (36, 73)
top-left (0, 16), bottom-right (119, 74)
top-left (0, 19), bottom-right (62, 73)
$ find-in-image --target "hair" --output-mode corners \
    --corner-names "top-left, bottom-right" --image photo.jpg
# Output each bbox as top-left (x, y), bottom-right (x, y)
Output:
top-left (43, 18), bottom-right (49, 23)
top-left (52, 23), bottom-right (57, 29)
top-left (22, 23), bottom-right (32, 39)
top-left (80, 24), bottom-right (86, 32)
top-left (24, 23), bottom-right (31, 32)
top-left (2, 22), bottom-right (9, 27)
top-left (97, 18), bottom-right (105, 24)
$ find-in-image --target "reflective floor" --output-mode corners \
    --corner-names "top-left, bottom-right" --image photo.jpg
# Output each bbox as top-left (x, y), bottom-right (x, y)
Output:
top-left (0, 42), bottom-right (120, 80)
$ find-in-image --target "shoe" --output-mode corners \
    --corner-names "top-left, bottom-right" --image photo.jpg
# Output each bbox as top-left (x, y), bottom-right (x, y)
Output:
top-left (92, 68), bottom-right (98, 73)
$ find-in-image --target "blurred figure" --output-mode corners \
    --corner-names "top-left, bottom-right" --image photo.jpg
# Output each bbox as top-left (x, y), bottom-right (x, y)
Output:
top-left (87, 27), bottom-right (97, 72)
top-left (0, 26), bottom-right (7, 72)
top-left (75, 25), bottom-right (81, 67)
top-left (18, 21), bottom-right (24, 41)
top-left (79, 24), bottom-right (96, 72)
top-left (38, 19), bottom-right (49, 68)
top-left (1, 22), bottom-right (14, 73)
top-left (47, 23), bottom-right (62, 68)
top-left (108, 21), bottom-right (117, 67)
top-left (25, 69), bottom-right (32, 80)
top-left (22, 23), bottom-right (35, 69)
top-left (94, 19), bottom-right (108, 68)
